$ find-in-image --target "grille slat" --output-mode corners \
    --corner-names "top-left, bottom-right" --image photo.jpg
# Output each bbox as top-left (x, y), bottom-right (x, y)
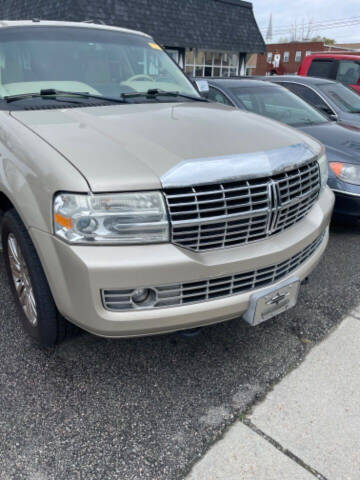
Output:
top-left (102, 232), bottom-right (325, 311)
top-left (164, 160), bottom-right (320, 251)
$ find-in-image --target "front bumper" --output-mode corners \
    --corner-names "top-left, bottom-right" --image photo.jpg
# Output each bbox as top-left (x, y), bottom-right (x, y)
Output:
top-left (333, 190), bottom-right (360, 219)
top-left (328, 177), bottom-right (360, 218)
top-left (30, 187), bottom-right (334, 337)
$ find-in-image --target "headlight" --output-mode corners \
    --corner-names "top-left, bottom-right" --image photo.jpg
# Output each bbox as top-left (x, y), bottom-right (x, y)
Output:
top-left (54, 192), bottom-right (169, 244)
top-left (329, 162), bottom-right (360, 185)
top-left (317, 154), bottom-right (328, 189)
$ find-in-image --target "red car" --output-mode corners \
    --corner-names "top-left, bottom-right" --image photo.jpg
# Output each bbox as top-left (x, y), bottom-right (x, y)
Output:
top-left (298, 54), bottom-right (360, 94)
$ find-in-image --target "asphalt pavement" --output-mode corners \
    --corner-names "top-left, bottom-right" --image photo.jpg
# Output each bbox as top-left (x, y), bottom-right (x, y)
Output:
top-left (0, 220), bottom-right (359, 480)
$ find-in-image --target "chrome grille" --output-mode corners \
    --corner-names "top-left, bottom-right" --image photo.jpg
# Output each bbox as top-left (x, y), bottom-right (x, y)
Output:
top-left (164, 160), bottom-right (320, 251)
top-left (102, 232), bottom-right (324, 311)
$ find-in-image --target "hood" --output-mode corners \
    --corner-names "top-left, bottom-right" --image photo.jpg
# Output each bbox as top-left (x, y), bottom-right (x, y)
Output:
top-left (11, 102), bottom-right (318, 192)
top-left (337, 112), bottom-right (360, 129)
top-left (299, 122), bottom-right (360, 164)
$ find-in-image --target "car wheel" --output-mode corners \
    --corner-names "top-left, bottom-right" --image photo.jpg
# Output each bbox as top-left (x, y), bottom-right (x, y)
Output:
top-left (2, 209), bottom-right (78, 346)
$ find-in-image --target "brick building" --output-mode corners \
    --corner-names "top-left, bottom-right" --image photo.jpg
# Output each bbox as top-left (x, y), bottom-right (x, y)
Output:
top-left (0, 0), bottom-right (265, 77)
top-left (253, 41), bottom-right (348, 76)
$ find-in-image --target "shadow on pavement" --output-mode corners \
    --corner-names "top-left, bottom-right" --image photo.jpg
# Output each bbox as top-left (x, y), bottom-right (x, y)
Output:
top-left (0, 223), bottom-right (359, 480)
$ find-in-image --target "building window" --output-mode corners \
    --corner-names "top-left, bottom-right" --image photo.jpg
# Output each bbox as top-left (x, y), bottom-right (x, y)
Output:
top-left (306, 51), bottom-right (312, 56)
top-left (267, 52), bottom-right (273, 63)
top-left (295, 51), bottom-right (302, 62)
top-left (185, 50), bottom-right (239, 77)
top-left (283, 51), bottom-right (290, 63)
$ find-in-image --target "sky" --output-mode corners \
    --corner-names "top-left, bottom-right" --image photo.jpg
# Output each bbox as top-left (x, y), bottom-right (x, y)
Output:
top-left (251, 0), bottom-right (360, 44)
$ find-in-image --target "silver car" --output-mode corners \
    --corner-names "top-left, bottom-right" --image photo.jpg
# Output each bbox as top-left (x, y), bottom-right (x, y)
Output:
top-left (0, 21), bottom-right (333, 346)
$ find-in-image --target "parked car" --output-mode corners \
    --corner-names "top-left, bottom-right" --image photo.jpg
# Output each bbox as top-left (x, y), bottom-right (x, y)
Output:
top-left (298, 53), bottom-right (360, 94)
top-left (0, 21), bottom-right (333, 346)
top-left (259, 75), bottom-right (360, 129)
top-left (205, 78), bottom-right (359, 221)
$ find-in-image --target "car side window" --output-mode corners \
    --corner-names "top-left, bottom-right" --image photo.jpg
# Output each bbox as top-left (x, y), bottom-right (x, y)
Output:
top-left (336, 60), bottom-right (360, 85)
top-left (208, 86), bottom-right (233, 106)
top-left (280, 82), bottom-right (330, 111)
top-left (307, 59), bottom-right (335, 79)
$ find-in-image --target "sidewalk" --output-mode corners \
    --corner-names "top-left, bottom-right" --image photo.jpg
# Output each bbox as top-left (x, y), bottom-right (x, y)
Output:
top-left (186, 311), bottom-right (360, 480)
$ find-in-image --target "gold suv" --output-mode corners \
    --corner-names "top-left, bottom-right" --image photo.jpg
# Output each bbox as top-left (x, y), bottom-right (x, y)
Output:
top-left (0, 21), bottom-right (334, 345)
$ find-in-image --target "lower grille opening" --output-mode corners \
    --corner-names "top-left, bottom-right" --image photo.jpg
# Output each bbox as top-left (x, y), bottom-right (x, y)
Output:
top-left (102, 231), bottom-right (325, 312)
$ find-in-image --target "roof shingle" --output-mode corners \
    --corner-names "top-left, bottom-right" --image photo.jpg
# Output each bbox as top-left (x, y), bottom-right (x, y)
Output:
top-left (0, 0), bottom-right (265, 53)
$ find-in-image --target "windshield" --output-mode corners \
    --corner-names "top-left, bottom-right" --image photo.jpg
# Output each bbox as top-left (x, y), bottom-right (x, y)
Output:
top-left (319, 83), bottom-right (360, 113)
top-left (0, 26), bottom-right (199, 103)
top-left (229, 85), bottom-right (328, 126)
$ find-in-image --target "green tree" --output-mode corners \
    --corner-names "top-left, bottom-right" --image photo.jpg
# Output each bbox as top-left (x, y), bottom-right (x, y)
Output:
top-left (310, 36), bottom-right (335, 45)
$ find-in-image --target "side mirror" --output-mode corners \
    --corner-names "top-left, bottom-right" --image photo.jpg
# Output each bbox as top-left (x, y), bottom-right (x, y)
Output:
top-left (317, 104), bottom-right (336, 120)
top-left (194, 79), bottom-right (210, 98)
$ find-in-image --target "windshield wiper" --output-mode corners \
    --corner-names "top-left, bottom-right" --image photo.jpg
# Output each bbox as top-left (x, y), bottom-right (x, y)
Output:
top-left (121, 89), bottom-right (207, 102)
top-left (4, 89), bottom-right (128, 104)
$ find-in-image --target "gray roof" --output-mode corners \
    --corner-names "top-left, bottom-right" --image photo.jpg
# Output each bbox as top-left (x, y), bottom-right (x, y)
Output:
top-left (257, 75), bottom-right (336, 85)
top-left (206, 77), bottom-right (279, 88)
top-left (0, 0), bottom-right (265, 53)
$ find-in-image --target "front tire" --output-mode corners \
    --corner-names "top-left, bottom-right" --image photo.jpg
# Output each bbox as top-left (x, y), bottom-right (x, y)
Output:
top-left (2, 209), bottom-right (78, 346)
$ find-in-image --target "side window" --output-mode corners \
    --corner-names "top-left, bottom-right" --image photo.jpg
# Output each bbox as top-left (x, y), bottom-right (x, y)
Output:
top-left (208, 86), bottom-right (233, 106)
top-left (307, 59), bottom-right (335, 79)
top-left (336, 61), bottom-right (360, 85)
top-left (280, 82), bottom-right (329, 111)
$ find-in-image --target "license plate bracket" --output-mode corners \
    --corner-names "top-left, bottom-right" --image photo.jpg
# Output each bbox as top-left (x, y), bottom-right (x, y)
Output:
top-left (243, 278), bottom-right (300, 326)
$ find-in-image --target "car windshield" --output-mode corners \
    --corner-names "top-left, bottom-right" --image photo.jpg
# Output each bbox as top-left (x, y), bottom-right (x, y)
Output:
top-left (229, 85), bottom-right (328, 126)
top-left (0, 26), bottom-right (199, 103)
top-left (319, 83), bottom-right (360, 113)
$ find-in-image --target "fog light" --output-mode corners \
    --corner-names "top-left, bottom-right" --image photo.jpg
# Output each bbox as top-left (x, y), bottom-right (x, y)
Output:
top-left (132, 288), bottom-right (149, 303)
top-left (132, 288), bottom-right (156, 307)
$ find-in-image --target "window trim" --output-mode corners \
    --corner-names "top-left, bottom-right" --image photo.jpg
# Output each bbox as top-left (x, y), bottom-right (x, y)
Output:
top-left (185, 50), bottom-right (239, 77)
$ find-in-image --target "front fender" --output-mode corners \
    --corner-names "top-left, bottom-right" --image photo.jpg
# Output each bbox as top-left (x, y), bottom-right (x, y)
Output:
top-left (0, 111), bottom-right (89, 233)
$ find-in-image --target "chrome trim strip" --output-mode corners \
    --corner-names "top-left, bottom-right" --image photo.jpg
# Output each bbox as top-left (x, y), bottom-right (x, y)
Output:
top-left (161, 143), bottom-right (317, 188)
top-left (332, 188), bottom-right (360, 197)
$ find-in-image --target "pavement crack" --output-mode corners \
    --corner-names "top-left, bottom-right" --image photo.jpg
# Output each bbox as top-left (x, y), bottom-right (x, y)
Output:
top-left (241, 418), bottom-right (329, 480)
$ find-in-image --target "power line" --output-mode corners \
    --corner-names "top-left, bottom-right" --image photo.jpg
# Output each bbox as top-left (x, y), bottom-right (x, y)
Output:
top-left (257, 14), bottom-right (360, 30)
top-left (258, 16), bottom-right (360, 35)
top-left (260, 20), bottom-right (360, 35)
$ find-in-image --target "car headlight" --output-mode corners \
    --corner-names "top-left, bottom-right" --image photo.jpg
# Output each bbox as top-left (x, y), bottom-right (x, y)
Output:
top-left (317, 154), bottom-right (328, 189)
top-left (53, 192), bottom-right (169, 244)
top-left (329, 162), bottom-right (360, 186)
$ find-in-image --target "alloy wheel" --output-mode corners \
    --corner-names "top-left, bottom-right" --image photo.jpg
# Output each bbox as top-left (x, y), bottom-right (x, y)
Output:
top-left (7, 233), bottom-right (38, 326)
